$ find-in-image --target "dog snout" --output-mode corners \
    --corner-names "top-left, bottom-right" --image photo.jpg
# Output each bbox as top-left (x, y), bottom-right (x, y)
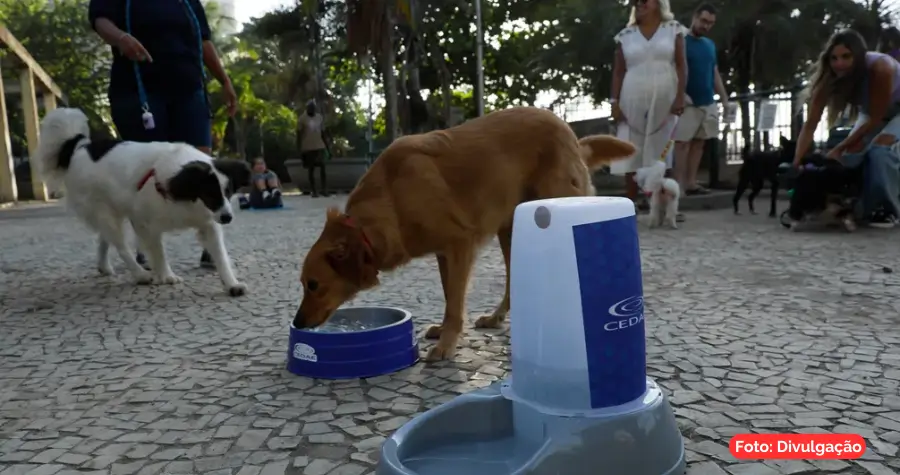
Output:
top-left (293, 308), bottom-right (305, 328)
top-left (219, 213), bottom-right (233, 225)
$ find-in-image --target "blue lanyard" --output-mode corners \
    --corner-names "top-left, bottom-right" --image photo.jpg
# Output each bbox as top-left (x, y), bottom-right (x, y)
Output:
top-left (124, 0), bottom-right (207, 114)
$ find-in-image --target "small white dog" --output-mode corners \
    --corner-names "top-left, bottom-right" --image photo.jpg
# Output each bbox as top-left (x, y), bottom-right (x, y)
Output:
top-left (33, 107), bottom-right (252, 296)
top-left (634, 161), bottom-right (681, 229)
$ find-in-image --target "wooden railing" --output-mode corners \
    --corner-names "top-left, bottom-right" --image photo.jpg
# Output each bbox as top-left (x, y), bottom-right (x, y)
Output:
top-left (0, 25), bottom-right (65, 203)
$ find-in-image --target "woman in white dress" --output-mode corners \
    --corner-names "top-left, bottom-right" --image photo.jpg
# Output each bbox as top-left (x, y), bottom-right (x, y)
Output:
top-left (610, 0), bottom-right (687, 202)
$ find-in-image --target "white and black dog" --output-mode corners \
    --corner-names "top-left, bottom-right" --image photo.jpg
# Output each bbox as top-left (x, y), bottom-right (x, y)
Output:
top-left (33, 107), bottom-right (252, 296)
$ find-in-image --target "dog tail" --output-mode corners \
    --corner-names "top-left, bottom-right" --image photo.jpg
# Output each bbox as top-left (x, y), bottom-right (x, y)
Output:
top-left (33, 107), bottom-right (91, 185)
top-left (578, 135), bottom-right (636, 170)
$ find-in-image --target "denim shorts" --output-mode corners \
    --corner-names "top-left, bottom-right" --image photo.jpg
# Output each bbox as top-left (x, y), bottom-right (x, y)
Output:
top-left (109, 88), bottom-right (212, 148)
top-left (842, 108), bottom-right (900, 217)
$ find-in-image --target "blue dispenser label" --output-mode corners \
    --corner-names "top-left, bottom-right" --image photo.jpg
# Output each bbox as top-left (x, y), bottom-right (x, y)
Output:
top-left (572, 216), bottom-right (647, 409)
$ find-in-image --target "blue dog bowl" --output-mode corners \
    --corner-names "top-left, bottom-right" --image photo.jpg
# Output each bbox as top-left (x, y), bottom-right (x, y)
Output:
top-left (287, 306), bottom-right (419, 379)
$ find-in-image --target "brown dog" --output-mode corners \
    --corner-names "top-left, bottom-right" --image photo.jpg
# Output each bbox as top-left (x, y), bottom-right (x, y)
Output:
top-left (295, 107), bottom-right (635, 361)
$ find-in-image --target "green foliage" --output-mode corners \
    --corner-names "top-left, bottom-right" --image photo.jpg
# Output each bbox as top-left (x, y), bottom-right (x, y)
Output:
top-left (2, 0), bottom-right (895, 159)
top-left (0, 0), bottom-right (113, 146)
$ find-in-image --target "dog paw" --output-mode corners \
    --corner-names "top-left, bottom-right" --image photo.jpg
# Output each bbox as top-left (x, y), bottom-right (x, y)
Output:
top-left (133, 271), bottom-right (154, 285)
top-left (152, 274), bottom-right (183, 285)
top-left (668, 223), bottom-right (678, 230)
top-left (842, 218), bottom-right (856, 232)
top-left (768, 213), bottom-right (776, 218)
top-left (474, 314), bottom-right (504, 329)
top-left (749, 210), bottom-right (758, 215)
top-left (98, 264), bottom-right (115, 276)
top-left (424, 325), bottom-right (443, 339)
top-left (227, 282), bottom-right (248, 297)
top-left (789, 222), bottom-right (801, 232)
top-left (424, 343), bottom-right (457, 362)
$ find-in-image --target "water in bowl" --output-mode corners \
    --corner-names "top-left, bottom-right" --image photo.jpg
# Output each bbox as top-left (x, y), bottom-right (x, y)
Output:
top-left (308, 317), bottom-right (376, 333)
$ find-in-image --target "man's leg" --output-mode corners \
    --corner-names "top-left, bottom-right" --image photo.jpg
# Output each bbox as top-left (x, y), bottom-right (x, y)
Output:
top-left (306, 156), bottom-right (320, 197)
top-left (672, 141), bottom-right (691, 190)
top-left (168, 89), bottom-right (216, 267)
top-left (109, 93), bottom-right (170, 270)
top-left (686, 105), bottom-right (720, 194)
top-left (671, 106), bottom-right (704, 220)
top-left (684, 138), bottom-right (707, 193)
top-left (317, 158), bottom-right (330, 197)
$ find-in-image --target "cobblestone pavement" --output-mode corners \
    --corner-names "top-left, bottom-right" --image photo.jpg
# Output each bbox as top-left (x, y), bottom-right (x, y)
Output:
top-left (1, 196), bottom-right (899, 475)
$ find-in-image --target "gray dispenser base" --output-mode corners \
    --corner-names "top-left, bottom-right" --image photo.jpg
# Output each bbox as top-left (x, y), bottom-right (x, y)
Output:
top-left (377, 378), bottom-right (685, 475)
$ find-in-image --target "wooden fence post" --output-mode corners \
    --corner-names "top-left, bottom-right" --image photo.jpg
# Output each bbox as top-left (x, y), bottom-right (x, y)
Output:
top-left (0, 63), bottom-right (17, 203)
top-left (20, 68), bottom-right (48, 202)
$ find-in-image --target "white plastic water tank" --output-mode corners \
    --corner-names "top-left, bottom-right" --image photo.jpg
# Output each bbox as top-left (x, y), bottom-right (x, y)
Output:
top-left (502, 196), bottom-right (648, 414)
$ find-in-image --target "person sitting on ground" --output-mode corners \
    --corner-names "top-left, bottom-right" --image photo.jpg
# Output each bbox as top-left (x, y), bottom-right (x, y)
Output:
top-left (793, 29), bottom-right (900, 228)
top-left (244, 157), bottom-right (283, 209)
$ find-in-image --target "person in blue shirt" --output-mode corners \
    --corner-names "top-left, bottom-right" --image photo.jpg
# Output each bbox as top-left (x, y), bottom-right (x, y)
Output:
top-left (88, 0), bottom-right (237, 269)
top-left (671, 3), bottom-right (728, 215)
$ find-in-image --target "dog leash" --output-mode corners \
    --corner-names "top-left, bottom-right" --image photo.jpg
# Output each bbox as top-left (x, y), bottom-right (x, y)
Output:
top-left (657, 115), bottom-right (679, 163)
top-left (125, 0), bottom-right (210, 130)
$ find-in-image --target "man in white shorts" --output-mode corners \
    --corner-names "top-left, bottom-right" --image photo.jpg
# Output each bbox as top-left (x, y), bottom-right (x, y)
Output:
top-left (672, 3), bottom-right (728, 220)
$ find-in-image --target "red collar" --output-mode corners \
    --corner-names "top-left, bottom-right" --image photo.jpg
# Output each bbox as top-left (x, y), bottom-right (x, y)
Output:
top-left (342, 216), bottom-right (373, 253)
top-left (137, 169), bottom-right (168, 198)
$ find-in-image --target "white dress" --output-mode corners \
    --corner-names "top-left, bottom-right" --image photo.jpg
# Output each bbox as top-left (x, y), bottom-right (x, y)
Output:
top-left (611, 20), bottom-right (686, 175)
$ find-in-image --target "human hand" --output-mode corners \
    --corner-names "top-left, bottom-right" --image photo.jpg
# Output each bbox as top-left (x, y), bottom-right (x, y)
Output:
top-left (611, 102), bottom-right (624, 123)
top-left (222, 79), bottom-right (237, 117)
top-left (116, 33), bottom-right (152, 62)
top-left (826, 146), bottom-right (843, 161)
top-left (671, 95), bottom-right (685, 115)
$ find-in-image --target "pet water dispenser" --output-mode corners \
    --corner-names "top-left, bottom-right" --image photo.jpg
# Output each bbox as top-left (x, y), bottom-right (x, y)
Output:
top-left (376, 197), bottom-right (686, 475)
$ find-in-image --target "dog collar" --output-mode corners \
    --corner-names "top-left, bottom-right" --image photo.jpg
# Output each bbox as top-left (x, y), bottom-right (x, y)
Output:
top-left (341, 216), bottom-right (374, 256)
top-left (137, 169), bottom-right (168, 198)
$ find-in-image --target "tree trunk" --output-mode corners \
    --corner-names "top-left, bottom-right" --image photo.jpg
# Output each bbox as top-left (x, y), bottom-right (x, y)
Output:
top-left (427, 39), bottom-right (452, 128)
top-left (380, 3), bottom-right (399, 141)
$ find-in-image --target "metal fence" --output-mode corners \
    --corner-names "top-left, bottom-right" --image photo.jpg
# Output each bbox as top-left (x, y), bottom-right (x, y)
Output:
top-left (718, 86), bottom-right (834, 165)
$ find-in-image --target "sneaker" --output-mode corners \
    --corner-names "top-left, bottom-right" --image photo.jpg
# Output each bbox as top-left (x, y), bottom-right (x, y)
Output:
top-left (868, 209), bottom-right (897, 229)
top-left (200, 250), bottom-right (215, 269)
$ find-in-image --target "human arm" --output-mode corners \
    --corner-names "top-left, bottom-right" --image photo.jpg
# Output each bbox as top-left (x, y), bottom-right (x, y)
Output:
top-left (832, 59), bottom-right (894, 155)
top-left (187, 0), bottom-right (236, 116)
top-left (611, 43), bottom-right (626, 121)
top-left (322, 126), bottom-right (333, 156)
top-left (714, 66), bottom-right (728, 107)
top-left (793, 86), bottom-right (827, 167)
top-left (672, 32), bottom-right (687, 114)
top-left (89, 0), bottom-right (152, 62)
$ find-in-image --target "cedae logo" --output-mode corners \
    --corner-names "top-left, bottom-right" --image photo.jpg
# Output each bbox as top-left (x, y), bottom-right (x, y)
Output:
top-left (604, 295), bottom-right (644, 331)
top-left (292, 343), bottom-right (318, 362)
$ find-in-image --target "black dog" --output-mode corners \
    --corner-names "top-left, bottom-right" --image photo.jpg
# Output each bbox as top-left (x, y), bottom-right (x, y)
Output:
top-left (733, 136), bottom-right (796, 217)
top-left (786, 154), bottom-right (863, 231)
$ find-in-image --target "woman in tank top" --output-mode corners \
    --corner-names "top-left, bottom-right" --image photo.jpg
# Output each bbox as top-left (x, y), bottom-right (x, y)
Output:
top-left (794, 29), bottom-right (900, 228)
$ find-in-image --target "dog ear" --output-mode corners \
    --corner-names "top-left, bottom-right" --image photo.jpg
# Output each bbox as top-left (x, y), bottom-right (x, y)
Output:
top-left (167, 161), bottom-right (213, 201)
top-left (213, 158), bottom-right (252, 191)
top-left (325, 235), bottom-right (379, 289)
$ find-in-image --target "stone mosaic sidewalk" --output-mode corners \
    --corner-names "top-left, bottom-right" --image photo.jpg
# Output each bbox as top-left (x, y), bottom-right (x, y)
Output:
top-left (1, 196), bottom-right (899, 475)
